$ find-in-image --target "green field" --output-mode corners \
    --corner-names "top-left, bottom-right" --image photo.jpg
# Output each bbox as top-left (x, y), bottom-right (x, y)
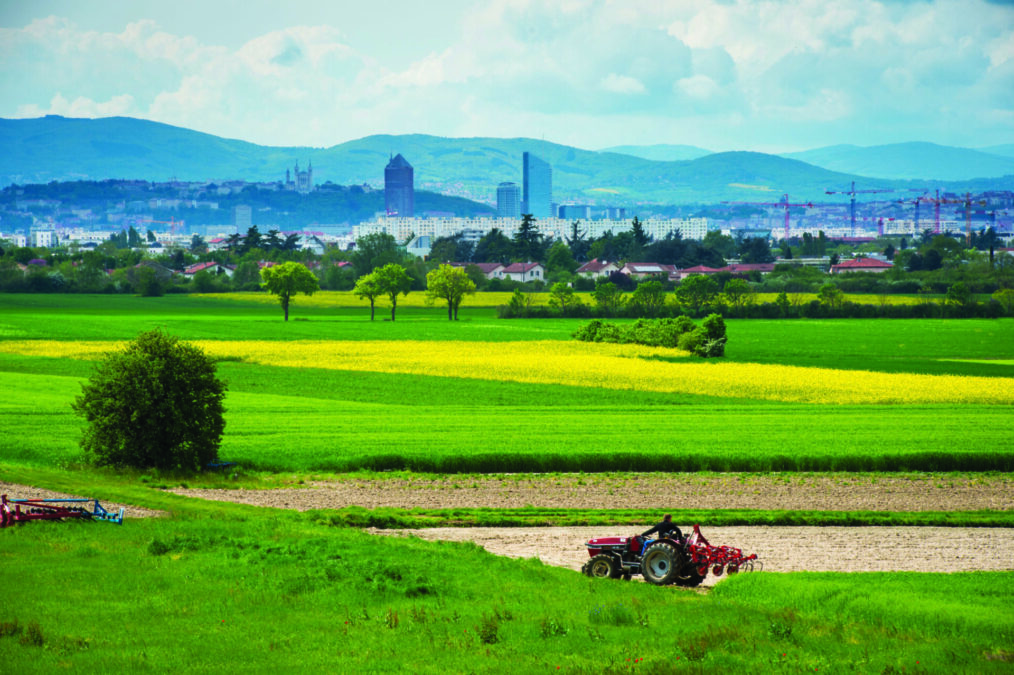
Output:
top-left (1, 294), bottom-right (1012, 672)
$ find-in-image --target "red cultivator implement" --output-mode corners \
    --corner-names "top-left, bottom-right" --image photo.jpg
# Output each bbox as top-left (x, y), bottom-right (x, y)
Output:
top-left (583, 524), bottom-right (760, 586)
top-left (1, 494), bottom-right (124, 528)
top-left (684, 524), bottom-right (759, 578)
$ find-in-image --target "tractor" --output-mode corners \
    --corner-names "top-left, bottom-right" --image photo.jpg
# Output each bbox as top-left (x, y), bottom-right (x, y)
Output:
top-left (582, 524), bottom-right (759, 586)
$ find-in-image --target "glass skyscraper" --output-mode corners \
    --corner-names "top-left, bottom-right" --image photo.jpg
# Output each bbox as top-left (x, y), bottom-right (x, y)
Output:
top-left (496, 181), bottom-right (521, 218)
top-left (385, 154), bottom-right (414, 217)
top-left (522, 152), bottom-right (552, 218)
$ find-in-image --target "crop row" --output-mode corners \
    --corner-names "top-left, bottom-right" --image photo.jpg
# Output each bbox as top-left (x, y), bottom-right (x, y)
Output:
top-left (3, 338), bottom-right (1011, 405)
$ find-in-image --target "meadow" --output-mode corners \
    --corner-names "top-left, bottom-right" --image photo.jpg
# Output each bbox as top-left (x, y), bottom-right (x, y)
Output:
top-left (1, 293), bottom-right (1012, 672)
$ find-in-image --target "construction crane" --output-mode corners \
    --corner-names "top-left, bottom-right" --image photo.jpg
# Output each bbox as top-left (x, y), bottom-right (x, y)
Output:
top-left (722, 194), bottom-right (814, 240)
top-left (951, 193), bottom-right (988, 245)
top-left (825, 182), bottom-right (893, 237)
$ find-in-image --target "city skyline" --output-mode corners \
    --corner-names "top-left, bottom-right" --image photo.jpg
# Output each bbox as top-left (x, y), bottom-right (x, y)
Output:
top-left (1, 1), bottom-right (1012, 153)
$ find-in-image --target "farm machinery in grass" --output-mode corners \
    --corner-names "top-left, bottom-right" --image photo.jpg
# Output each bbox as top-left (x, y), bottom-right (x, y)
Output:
top-left (1, 494), bottom-right (123, 528)
top-left (582, 524), bottom-right (759, 587)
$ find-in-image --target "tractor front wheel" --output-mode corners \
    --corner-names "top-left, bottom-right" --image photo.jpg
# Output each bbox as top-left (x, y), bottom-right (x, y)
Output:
top-left (641, 542), bottom-right (680, 585)
top-left (583, 554), bottom-right (620, 579)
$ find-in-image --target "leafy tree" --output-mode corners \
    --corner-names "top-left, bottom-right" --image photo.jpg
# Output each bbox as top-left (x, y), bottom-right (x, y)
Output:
top-left (722, 278), bottom-right (755, 313)
top-left (738, 236), bottom-right (775, 264)
top-left (428, 236), bottom-right (460, 263)
top-left (127, 226), bottom-right (143, 249)
top-left (546, 240), bottom-right (578, 277)
top-left (702, 230), bottom-right (736, 260)
top-left (135, 266), bottom-right (164, 297)
top-left (426, 264), bottom-right (476, 320)
top-left (231, 260), bottom-right (262, 289)
top-left (565, 220), bottom-right (589, 262)
top-left (946, 281), bottom-right (973, 308)
top-left (675, 274), bottom-right (718, 316)
top-left (373, 262), bottom-right (413, 321)
top-left (630, 280), bottom-right (666, 317)
top-left (513, 214), bottom-right (544, 261)
top-left (991, 288), bottom-right (1014, 314)
top-left (817, 282), bottom-right (844, 310)
top-left (630, 216), bottom-right (650, 248)
top-left (353, 272), bottom-right (383, 321)
top-left (243, 225), bottom-right (263, 253)
top-left (592, 282), bottom-right (625, 316)
top-left (548, 282), bottom-right (580, 314)
top-left (606, 270), bottom-right (636, 292)
top-left (506, 288), bottom-right (534, 317)
top-left (350, 232), bottom-right (402, 275)
top-left (260, 261), bottom-right (320, 321)
top-left (72, 329), bottom-right (227, 471)
top-left (282, 233), bottom-right (302, 252)
top-left (265, 229), bottom-right (284, 251)
top-left (474, 228), bottom-right (514, 264)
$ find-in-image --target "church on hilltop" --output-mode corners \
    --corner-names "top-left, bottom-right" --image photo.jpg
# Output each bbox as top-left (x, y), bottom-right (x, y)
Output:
top-left (285, 160), bottom-right (313, 194)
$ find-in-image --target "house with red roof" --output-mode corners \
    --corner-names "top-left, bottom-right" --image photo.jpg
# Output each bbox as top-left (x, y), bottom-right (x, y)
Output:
top-left (674, 265), bottom-right (723, 281)
top-left (620, 262), bottom-right (677, 279)
top-left (576, 259), bottom-right (621, 278)
top-left (449, 262), bottom-right (504, 279)
top-left (497, 262), bottom-right (545, 283)
top-left (183, 261), bottom-right (234, 278)
top-left (830, 258), bottom-right (893, 275)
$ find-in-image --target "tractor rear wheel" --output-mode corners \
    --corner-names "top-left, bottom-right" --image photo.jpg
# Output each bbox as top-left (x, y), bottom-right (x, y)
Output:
top-left (641, 542), bottom-right (680, 586)
top-left (674, 567), bottom-right (706, 587)
top-left (583, 554), bottom-right (620, 579)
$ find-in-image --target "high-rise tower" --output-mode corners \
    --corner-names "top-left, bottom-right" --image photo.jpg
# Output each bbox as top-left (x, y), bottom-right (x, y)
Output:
top-left (384, 154), bottom-right (414, 217)
top-left (496, 182), bottom-right (521, 218)
top-left (522, 152), bottom-right (552, 218)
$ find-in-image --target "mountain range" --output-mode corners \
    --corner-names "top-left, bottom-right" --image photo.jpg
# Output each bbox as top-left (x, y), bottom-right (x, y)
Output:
top-left (2, 116), bottom-right (1011, 205)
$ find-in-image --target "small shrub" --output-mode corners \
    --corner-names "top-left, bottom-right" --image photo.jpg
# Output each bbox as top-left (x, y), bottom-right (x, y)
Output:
top-left (477, 613), bottom-right (500, 644)
top-left (539, 617), bottom-right (569, 638)
top-left (19, 621), bottom-right (44, 647)
top-left (0, 618), bottom-right (21, 639)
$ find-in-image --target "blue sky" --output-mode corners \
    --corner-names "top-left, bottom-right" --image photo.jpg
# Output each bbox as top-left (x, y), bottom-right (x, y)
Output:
top-left (1, 0), bottom-right (1012, 152)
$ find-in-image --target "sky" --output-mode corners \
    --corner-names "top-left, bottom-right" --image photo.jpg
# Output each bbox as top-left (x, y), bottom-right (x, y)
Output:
top-left (1, 0), bottom-right (1012, 153)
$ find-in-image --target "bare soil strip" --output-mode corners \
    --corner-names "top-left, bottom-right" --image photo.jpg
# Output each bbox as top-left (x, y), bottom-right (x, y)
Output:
top-left (0, 482), bottom-right (164, 520)
top-left (371, 526), bottom-right (1014, 586)
top-left (172, 473), bottom-right (1014, 512)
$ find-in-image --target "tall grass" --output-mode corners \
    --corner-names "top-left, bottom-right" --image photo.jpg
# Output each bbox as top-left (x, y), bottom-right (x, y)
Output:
top-left (1, 513), bottom-right (1011, 673)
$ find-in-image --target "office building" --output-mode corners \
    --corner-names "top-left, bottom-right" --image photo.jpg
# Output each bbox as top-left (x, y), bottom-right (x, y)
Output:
top-left (385, 154), bottom-right (414, 218)
top-left (522, 152), bottom-right (552, 218)
top-left (496, 182), bottom-right (521, 218)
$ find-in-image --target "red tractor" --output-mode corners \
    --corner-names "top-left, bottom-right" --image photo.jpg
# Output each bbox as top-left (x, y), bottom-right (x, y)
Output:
top-left (582, 524), bottom-right (758, 587)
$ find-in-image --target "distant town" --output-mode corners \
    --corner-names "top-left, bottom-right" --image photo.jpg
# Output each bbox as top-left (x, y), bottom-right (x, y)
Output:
top-left (2, 149), bottom-right (1012, 259)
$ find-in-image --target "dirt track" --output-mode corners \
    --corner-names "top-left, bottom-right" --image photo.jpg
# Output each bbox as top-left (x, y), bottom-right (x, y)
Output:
top-left (168, 473), bottom-right (1014, 580)
top-left (7, 476), bottom-right (1012, 580)
top-left (369, 526), bottom-right (1014, 586)
top-left (171, 473), bottom-right (1014, 512)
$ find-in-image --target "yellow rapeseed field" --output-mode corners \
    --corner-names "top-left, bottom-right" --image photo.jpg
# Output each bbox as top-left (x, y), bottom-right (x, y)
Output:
top-left (204, 290), bottom-right (938, 309)
top-left (2, 339), bottom-right (1010, 405)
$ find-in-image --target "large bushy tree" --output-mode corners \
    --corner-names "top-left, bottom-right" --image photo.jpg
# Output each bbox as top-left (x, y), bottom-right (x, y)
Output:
top-left (260, 261), bottom-right (320, 321)
top-left (72, 330), bottom-right (227, 471)
top-left (426, 264), bottom-right (476, 320)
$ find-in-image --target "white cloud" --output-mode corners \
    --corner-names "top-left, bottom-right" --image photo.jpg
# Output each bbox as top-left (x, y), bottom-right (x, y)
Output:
top-left (599, 74), bottom-right (645, 95)
top-left (0, 0), bottom-right (1011, 150)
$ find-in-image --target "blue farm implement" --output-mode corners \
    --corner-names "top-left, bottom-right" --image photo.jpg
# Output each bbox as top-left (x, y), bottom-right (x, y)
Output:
top-left (1, 494), bottom-right (123, 528)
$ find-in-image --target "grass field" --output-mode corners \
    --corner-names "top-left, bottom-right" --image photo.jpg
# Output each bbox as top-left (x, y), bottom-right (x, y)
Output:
top-left (1, 293), bottom-right (1012, 672)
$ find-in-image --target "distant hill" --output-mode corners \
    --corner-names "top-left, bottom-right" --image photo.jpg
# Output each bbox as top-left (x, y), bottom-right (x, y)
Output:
top-left (980, 144), bottom-right (1014, 159)
top-left (2, 116), bottom-right (1011, 205)
top-left (782, 142), bottom-right (1014, 181)
top-left (598, 144), bottom-right (713, 162)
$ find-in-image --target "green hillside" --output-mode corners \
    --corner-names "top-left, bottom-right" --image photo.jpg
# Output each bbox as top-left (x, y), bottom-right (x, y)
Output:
top-left (2, 116), bottom-right (1012, 205)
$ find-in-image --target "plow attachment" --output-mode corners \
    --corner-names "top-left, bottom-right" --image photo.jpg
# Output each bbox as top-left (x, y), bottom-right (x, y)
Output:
top-left (1, 494), bottom-right (123, 528)
top-left (685, 524), bottom-right (760, 577)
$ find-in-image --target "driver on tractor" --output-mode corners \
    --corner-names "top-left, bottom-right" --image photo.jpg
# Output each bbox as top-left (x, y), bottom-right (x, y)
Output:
top-left (640, 514), bottom-right (684, 545)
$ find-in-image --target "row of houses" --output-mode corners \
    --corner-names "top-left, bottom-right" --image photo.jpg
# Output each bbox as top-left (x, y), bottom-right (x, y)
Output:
top-left (445, 256), bottom-right (896, 285)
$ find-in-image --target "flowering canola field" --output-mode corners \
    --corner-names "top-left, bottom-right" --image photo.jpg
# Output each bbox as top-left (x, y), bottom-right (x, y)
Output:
top-left (3, 339), bottom-right (1010, 405)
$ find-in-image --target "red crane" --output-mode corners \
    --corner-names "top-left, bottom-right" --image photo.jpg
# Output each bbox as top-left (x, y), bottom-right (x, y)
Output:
top-left (825, 182), bottom-right (893, 237)
top-left (722, 194), bottom-right (814, 240)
